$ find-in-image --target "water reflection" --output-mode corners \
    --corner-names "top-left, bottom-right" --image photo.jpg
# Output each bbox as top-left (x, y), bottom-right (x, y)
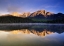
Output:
top-left (1, 29), bottom-right (54, 37)
top-left (0, 25), bottom-right (64, 46)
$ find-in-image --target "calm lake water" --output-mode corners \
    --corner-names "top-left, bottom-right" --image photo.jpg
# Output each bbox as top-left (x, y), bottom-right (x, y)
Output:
top-left (0, 25), bottom-right (64, 46)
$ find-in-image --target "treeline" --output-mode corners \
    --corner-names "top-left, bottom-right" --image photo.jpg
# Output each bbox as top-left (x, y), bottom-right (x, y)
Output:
top-left (0, 15), bottom-right (33, 23)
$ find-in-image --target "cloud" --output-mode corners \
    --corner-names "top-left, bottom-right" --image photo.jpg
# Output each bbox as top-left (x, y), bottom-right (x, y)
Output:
top-left (39, 3), bottom-right (60, 9)
top-left (41, 4), bottom-right (59, 9)
top-left (44, 5), bottom-right (58, 8)
top-left (7, 5), bottom-right (23, 13)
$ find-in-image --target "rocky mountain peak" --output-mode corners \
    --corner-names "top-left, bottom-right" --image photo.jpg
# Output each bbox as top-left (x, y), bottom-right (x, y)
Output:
top-left (30, 10), bottom-right (53, 17)
top-left (20, 12), bottom-right (31, 17)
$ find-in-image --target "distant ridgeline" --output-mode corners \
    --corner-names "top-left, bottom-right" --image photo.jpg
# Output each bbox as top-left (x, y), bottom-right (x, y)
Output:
top-left (0, 10), bottom-right (64, 23)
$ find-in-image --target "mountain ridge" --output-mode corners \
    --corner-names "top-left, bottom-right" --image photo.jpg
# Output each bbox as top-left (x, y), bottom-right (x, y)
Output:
top-left (0, 10), bottom-right (57, 17)
top-left (0, 10), bottom-right (64, 23)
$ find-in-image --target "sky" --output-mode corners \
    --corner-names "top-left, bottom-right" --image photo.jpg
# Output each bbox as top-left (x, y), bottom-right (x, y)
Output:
top-left (0, 0), bottom-right (64, 14)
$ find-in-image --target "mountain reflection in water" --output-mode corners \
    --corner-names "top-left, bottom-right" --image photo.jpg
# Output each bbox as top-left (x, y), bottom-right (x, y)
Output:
top-left (1, 29), bottom-right (54, 37)
top-left (0, 25), bottom-right (64, 46)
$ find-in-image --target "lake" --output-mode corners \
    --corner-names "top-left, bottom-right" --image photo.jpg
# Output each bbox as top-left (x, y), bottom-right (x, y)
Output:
top-left (0, 24), bottom-right (64, 46)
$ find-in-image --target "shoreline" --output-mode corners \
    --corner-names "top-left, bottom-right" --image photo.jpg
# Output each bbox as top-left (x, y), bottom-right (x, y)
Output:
top-left (0, 23), bottom-right (64, 25)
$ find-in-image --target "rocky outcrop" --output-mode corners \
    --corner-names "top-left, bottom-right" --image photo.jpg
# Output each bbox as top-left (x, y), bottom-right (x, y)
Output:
top-left (10, 12), bottom-right (31, 17)
top-left (21, 12), bottom-right (30, 17)
top-left (30, 10), bottom-right (53, 17)
top-left (46, 12), bottom-right (53, 15)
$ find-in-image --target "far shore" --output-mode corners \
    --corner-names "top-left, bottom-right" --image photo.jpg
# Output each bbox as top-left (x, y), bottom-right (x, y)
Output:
top-left (0, 23), bottom-right (64, 25)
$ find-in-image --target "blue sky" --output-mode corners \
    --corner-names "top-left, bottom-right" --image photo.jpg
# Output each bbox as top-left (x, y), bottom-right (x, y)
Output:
top-left (0, 0), bottom-right (64, 14)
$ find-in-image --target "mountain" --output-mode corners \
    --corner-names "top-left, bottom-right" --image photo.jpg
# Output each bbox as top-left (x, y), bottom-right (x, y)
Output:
top-left (20, 12), bottom-right (30, 18)
top-left (0, 10), bottom-right (64, 23)
top-left (28, 10), bottom-right (64, 23)
top-left (29, 10), bottom-right (53, 17)
top-left (28, 10), bottom-right (54, 23)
